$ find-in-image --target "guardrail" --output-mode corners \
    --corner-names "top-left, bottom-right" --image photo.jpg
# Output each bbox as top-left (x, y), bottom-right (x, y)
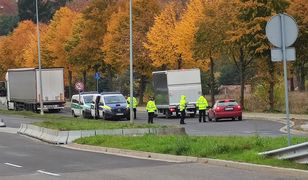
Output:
top-left (259, 142), bottom-right (308, 164)
top-left (18, 124), bottom-right (186, 145)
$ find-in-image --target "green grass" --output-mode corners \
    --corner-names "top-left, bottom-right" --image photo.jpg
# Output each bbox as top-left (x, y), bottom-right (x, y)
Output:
top-left (75, 135), bottom-right (308, 170)
top-left (0, 109), bottom-right (164, 130)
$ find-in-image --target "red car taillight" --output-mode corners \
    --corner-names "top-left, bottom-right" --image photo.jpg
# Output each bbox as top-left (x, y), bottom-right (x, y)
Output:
top-left (236, 105), bottom-right (241, 110)
top-left (215, 106), bottom-right (223, 112)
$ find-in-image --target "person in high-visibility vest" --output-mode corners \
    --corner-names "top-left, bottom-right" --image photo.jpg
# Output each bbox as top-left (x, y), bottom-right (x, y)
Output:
top-left (127, 95), bottom-right (138, 119)
top-left (179, 95), bottom-right (187, 125)
top-left (196, 94), bottom-right (208, 123)
top-left (146, 97), bottom-right (157, 124)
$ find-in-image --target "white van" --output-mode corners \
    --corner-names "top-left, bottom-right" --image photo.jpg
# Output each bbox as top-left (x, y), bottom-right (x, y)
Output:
top-left (71, 92), bottom-right (99, 118)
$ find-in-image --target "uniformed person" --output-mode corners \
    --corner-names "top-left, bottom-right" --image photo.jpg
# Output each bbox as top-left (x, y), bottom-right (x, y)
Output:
top-left (127, 95), bottom-right (138, 119)
top-left (196, 94), bottom-right (208, 123)
top-left (146, 97), bottom-right (157, 124)
top-left (179, 95), bottom-right (187, 124)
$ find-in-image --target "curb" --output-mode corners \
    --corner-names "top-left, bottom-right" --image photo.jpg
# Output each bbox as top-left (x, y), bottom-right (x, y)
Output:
top-left (18, 124), bottom-right (186, 144)
top-left (64, 143), bottom-right (308, 177)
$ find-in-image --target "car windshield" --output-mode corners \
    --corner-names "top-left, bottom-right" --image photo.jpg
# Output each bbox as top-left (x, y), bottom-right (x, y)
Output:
top-left (217, 101), bottom-right (238, 107)
top-left (83, 95), bottom-right (93, 103)
top-left (104, 95), bottom-right (126, 104)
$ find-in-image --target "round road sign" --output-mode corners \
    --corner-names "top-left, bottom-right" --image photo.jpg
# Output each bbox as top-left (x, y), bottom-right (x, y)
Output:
top-left (75, 81), bottom-right (84, 91)
top-left (266, 14), bottom-right (298, 48)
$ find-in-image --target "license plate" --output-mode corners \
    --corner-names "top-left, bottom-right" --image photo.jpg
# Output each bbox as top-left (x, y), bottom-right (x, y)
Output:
top-left (225, 107), bottom-right (233, 111)
top-left (116, 113), bottom-right (124, 116)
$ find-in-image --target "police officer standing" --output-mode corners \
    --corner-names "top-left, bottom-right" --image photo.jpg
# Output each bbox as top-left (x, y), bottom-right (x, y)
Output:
top-left (196, 94), bottom-right (208, 123)
top-left (146, 97), bottom-right (157, 124)
top-left (179, 95), bottom-right (187, 124)
top-left (127, 95), bottom-right (138, 119)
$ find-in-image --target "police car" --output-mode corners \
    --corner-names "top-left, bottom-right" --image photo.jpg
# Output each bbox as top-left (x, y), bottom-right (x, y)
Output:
top-left (90, 92), bottom-right (129, 120)
top-left (71, 92), bottom-right (99, 118)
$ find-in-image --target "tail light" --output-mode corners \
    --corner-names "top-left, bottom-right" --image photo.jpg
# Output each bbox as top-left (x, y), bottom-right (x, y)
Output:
top-left (215, 106), bottom-right (222, 112)
top-left (169, 106), bottom-right (176, 112)
top-left (236, 105), bottom-right (241, 110)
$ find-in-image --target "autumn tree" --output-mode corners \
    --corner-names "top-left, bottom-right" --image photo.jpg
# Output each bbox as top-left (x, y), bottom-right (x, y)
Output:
top-left (194, 0), bottom-right (228, 105)
top-left (103, 0), bottom-right (161, 103)
top-left (144, 1), bottom-right (186, 70)
top-left (287, 0), bottom-right (308, 91)
top-left (227, 0), bottom-right (289, 111)
top-left (0, 20), bottom-right (37, 77)
top-left (65, 0), bottom-right (115, 91)
top-left (172, 0), bottom-right (207, 69)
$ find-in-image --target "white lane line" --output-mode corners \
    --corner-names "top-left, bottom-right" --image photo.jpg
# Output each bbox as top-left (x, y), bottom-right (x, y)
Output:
top-left (37, 170), bottom-right (60, 177)
top-left (4, 163), bottom-right (23, 168)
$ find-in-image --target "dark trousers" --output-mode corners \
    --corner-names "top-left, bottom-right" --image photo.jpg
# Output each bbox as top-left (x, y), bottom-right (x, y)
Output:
top-left (148, 112), bottom-right (154, 124)
top-left (133, 108), bottom-right (136, 119)
top-left (199, 109), bottom-right (206, 122)
top-left (180, 110), bottom-right (186, 124)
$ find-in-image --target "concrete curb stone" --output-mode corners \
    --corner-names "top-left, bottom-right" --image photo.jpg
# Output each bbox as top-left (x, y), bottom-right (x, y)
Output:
top-left (64, 143), bottom-right (308, 178)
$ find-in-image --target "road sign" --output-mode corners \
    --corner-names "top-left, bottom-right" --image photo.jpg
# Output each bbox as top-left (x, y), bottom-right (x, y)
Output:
top-left (266, 14), bottom-right (298, 48)
top-left (95, 72), bottom-right (100, 80)
top-left (271, 47), bottom-right (296, 62)
top-left (266, 14), bottom-right (299, 146)
top-left (74, 81), bottom-right (84, 91)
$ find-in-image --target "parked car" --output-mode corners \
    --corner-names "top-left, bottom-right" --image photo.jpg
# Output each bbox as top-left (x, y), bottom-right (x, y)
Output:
top-left (90, 92), bottom-right (129, 120)
top-left (71, 92), bottom-right (99, 118)
top-left (208, 99), bottom-right (242, 121)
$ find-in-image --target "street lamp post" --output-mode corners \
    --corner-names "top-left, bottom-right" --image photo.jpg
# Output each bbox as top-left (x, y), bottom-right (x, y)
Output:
top-left (35, 0), bottom-right (44, 115)
top-left (129, 0), bottom-right (134, 123)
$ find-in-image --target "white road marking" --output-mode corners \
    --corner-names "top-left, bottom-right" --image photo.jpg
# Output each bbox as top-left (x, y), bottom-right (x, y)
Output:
top-left (37, 170), bottom-right (60, 177)
top-left (4, 163), bottom-right (23, 168)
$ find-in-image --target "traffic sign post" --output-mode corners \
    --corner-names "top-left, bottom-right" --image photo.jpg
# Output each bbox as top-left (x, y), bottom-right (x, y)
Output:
top-left (95, 72), bottom-right (100, 92)
top-left (75, 81), bottom-right (84, 116)
top-left (266, 14), bottom-right (298, 146)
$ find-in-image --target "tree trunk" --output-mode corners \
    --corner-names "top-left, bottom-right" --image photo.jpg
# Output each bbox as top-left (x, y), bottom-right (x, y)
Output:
top-left (68, 70), bottom-right (72, 99)
top-left (298, 60), bottom-right (306, 91)
top-left (290, 77), bottom-right (294, 91)
top-left (138, 75), bottom-right (147, 105)
top-left (210, 56), bottom-right (215, 106)
top-left (107, 66), bottom-right (113, 91)
top-left (267, 57), bottom-right (275, 111)
top-left (177, 54), bottom-right (182, 69)
top-left (239, 48), bottom-right (245, 109)
top-left (82, 70), bottom-right (87, 91)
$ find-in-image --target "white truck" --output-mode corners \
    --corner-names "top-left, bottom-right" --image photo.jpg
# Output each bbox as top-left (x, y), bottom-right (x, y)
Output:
top-left (6, 68), bottom-right (65, 112)
top-left (152, 69), bottom-right (202, 118)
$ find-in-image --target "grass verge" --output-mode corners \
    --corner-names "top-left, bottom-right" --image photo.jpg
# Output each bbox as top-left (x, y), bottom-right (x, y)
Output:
top-left (0, 109), bottom-right (163, 130)
top-left (75, 135), bottom-right (308, 170)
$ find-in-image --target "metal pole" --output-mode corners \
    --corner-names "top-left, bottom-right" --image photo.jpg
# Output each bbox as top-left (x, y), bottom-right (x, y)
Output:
top-left (96, 78), bottom-right (98, 92)
top-left (36, 0), bottom-right (44, 115)
top-left (129, 0), bottom-right (134, 123)
top-left (280, 14), bottom-right (291, 146)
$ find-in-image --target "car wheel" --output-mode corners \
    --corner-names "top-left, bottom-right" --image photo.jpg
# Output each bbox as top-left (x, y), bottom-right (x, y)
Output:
top-left (72, 110), bottom-right (77, 118)
top-left (238, 116), bottom-right (242, 121)
top-left (213, 117), bottom-right (218, 122)
top-left (102, 112), bottom-right (107, 120)
top-left (82, 111), bottom-right (87, 118)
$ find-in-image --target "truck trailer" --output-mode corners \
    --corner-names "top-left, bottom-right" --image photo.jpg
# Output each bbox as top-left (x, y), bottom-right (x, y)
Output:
top-left (6, 68), bottom-right (65, 112)
top-left (152, 69), bottom-right (202, 118)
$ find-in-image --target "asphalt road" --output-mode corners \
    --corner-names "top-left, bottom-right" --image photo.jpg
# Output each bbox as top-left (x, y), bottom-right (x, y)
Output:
top-left (0, 107), bottom-right (287, 137)
top-left (0, 132), bottom-right (306, 180)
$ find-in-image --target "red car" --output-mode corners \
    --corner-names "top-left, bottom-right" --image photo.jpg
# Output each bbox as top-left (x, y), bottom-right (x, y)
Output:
top-left (208, 99), bottom-right (242, 121)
